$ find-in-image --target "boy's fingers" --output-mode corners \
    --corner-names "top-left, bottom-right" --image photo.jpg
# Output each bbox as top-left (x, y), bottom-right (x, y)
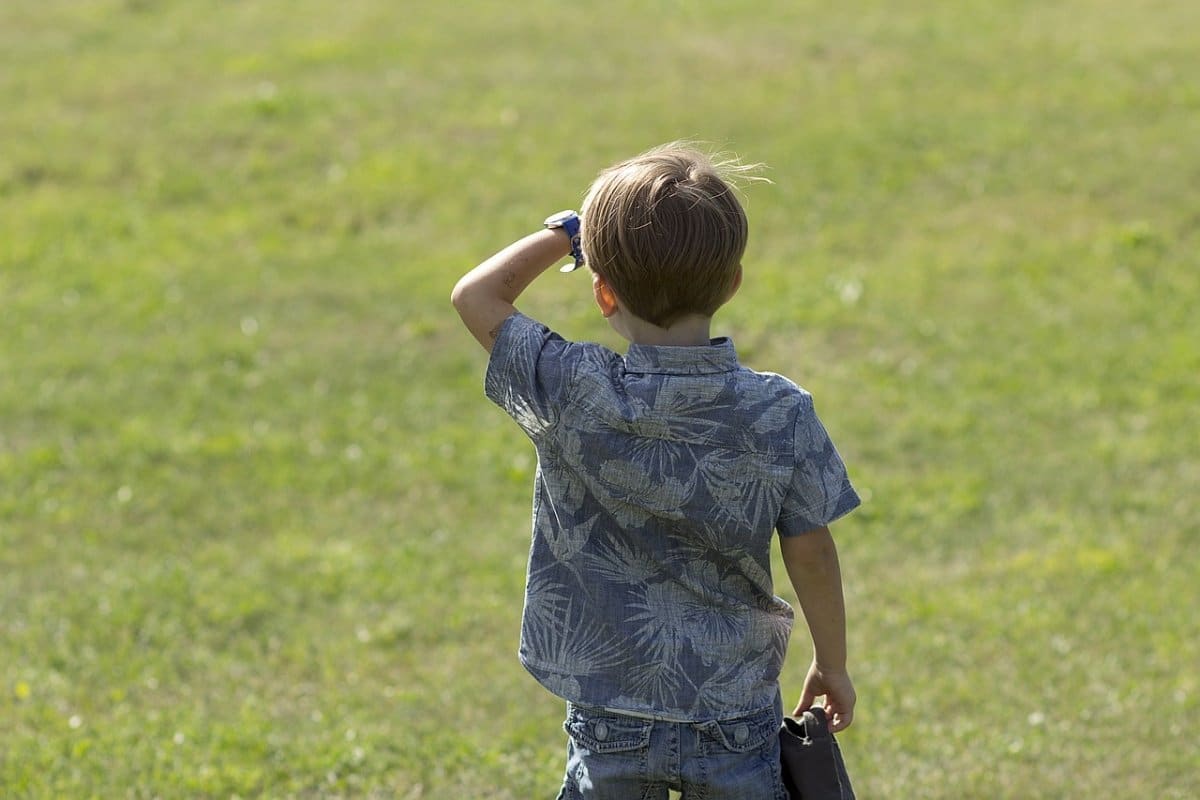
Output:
top-left (827, 704), bottom-right (852, 732)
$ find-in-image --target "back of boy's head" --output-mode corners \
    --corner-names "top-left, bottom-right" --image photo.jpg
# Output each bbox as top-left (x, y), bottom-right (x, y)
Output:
top-left (581, 142), bottom-right (757, 328)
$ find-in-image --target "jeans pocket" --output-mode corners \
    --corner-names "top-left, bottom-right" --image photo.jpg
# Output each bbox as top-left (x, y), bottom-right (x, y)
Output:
top-left (564, 706), bottom-right (653, 754)
top-left (560, 707), bottom-right (655, 799)
top-left (694, 708), bottom-right (786, 800)
top-left (700, 707), bottom-right (777, 754)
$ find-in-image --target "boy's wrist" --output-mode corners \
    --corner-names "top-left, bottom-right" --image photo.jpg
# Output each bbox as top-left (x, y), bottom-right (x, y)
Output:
top-left (814, 661), bottom-right (848, 675)
top-left (533, 227), bottom-right (572, 262)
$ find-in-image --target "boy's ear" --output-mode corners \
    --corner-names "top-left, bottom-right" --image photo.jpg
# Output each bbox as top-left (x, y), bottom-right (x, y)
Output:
top-left (728, 265), bottom-right (743, 299)
top-left (592, 273), bottom-right (620, 318)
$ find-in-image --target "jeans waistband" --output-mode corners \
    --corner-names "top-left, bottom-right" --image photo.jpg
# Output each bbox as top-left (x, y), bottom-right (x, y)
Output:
top-left (600, 706), bottom-right (696, 723)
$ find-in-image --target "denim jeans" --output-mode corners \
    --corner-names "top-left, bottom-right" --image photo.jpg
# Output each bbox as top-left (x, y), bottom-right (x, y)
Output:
top-left (555, 703), bottom-right (787, 800)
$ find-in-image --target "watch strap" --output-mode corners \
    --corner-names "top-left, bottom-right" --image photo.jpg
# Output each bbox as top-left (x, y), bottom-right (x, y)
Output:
top-left (544, 210), bottom-right (585, 272)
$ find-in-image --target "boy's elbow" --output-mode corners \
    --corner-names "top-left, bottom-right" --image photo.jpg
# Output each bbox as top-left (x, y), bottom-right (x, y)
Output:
top-left (450, 277), bottom-right (473, 313)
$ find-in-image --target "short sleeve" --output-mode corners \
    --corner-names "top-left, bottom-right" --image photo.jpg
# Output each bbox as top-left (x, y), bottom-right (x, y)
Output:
top-left (484, 312), bottom-right (574, 440)
top-left (777, 393), bottom-right (861, 537)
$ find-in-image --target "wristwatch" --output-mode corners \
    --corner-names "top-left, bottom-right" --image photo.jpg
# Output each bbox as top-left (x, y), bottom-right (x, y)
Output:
top-left (543, 210), bottom-right (586, 272)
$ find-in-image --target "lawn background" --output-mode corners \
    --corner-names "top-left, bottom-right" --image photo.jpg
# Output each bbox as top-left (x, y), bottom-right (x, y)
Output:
top-left (2, 0), bottom-right (1197, 797)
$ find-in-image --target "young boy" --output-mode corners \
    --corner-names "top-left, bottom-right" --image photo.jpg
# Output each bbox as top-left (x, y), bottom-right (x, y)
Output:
top-left (452, 143), bottom-right (860, 799)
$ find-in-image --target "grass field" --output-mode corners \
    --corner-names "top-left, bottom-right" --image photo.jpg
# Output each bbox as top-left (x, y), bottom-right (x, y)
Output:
top-left (2, 0), bottom-right (1198, 797)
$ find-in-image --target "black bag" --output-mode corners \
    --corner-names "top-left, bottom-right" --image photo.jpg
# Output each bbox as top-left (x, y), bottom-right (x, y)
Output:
top-left (778, 707), bottom-right (855, 800)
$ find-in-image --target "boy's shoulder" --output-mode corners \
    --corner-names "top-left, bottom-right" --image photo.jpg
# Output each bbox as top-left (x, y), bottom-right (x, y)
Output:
top-left (744, 366), bottom-right (814, 403)
top-left (485, 312), bottom-right (622, 431)
top-left (491, 311), bottom-right (622, 372)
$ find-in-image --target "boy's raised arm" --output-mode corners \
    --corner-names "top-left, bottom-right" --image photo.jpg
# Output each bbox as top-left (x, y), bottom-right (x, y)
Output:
top-left (780, 525), bottom-right (856, 732)
top-left (451, 228), bottom-right (571, 352)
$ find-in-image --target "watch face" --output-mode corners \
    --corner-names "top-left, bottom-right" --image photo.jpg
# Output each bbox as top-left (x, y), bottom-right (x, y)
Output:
top-left (544, 210), bottom-right (576, 227)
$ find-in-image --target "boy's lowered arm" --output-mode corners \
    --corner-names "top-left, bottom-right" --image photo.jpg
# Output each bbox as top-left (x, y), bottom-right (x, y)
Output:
top-left (451, 229), bottom-right (571, 352)
top-left (781, 525), bottom-right (856, 732)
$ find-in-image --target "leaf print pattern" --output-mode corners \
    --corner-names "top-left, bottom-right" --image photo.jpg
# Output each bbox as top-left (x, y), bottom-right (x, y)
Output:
top-left (486, 313), bottom-right (859, 720)
top-left (596, 458), bottom-right (696, 522)
top-left (580, 536), bottom-right (662, 586)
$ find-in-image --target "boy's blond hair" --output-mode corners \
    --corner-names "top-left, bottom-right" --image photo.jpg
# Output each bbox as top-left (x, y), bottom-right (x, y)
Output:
top-left (581, 142), bottom-right (760, 328)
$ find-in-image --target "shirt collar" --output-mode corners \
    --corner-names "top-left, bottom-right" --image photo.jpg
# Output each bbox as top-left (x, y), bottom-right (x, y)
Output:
top-left (623, 337), bottom-right (739, 375)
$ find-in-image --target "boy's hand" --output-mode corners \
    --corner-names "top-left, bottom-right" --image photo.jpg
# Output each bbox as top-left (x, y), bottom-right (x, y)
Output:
top-left (794, 660), bottom-right (856, 733)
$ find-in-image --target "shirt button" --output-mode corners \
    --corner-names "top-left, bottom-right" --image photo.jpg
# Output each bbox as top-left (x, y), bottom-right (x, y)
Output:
top-left (733, 724), bottom-right (749, 745)
top-left (594, 721), bottom-right (609, 741)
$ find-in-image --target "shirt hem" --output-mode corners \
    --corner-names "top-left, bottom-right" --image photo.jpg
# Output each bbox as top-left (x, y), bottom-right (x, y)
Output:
top-left (521, 655), bottom-right (781, 724)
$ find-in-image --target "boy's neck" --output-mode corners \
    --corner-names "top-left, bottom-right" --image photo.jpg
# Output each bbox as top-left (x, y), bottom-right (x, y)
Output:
top-left (619, 312), bottom-right (714, 347)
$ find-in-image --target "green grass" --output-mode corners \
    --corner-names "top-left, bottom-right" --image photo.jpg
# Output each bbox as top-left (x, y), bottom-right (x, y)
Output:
top-left (2, 0), bottom-right (1198, 796)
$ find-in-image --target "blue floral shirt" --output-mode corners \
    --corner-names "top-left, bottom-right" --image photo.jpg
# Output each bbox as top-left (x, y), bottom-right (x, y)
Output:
top-left (485, 313), bottom-right (860, 721)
